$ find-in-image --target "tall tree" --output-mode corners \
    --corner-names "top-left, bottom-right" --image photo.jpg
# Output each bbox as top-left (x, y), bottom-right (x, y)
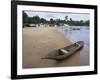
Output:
top-left (23, 11), bottom-right (28, 27)
top-left (32, 15), bottom-right (40, 24)
top-left (65, 16), bottom-right (68, 21)
top-left (40, 18), bottom-right (46, 24)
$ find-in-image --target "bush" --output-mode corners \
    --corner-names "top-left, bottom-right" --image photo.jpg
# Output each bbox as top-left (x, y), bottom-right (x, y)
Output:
top-left (23, 23), bottom-right (29, 27)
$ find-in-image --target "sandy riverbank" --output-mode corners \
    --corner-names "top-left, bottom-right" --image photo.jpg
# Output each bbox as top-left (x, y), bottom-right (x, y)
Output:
top-left (22, 27), bottom-right (80, 69)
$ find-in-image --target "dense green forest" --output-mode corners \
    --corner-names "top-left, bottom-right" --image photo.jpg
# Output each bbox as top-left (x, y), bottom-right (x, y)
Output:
top-left (23, 11), bottom-right (90, 27)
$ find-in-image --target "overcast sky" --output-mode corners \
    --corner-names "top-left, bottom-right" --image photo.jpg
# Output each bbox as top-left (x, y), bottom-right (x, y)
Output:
top-left (24, 10), bottom-right (90, 21)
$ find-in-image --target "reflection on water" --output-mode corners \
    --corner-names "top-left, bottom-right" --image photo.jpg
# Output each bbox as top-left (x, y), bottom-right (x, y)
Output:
top-left (58, 26), bottom-right (90, 47)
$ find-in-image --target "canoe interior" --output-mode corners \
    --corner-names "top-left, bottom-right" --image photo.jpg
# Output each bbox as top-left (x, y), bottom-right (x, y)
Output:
top-left (46, 41), bottom-right (84, 59)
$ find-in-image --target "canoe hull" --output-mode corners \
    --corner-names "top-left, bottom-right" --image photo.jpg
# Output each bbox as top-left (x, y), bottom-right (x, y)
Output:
top-left (43, 41), bottom-right (84, 61)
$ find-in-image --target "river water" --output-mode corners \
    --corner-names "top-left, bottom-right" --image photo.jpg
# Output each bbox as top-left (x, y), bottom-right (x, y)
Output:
top-left (58, 26), bottom-right (90, 47)
top-left (58, 26), bottom-right (90, 65)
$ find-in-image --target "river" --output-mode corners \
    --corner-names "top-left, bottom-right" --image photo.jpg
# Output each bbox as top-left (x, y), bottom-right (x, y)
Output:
top-left (58, 26), bottom-right (90, 65)
top-left (58, 26), bottom-right (90, 47)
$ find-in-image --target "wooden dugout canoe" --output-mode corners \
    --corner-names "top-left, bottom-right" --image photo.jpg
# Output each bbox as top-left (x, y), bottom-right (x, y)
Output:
top-left (42, 41), bottom-right (84, 61)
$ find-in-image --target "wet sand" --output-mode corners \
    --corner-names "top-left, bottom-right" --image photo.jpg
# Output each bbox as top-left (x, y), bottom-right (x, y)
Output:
top-left (22, 27), bottom-right (80, 69)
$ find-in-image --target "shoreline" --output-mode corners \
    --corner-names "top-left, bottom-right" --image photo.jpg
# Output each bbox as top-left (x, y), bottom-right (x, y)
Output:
top-left (22, 27), bottom-right (80, 68)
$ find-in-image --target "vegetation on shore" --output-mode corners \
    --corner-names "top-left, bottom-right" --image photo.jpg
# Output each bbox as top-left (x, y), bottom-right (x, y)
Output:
top-left (23, 11), bottom-right (90, 27)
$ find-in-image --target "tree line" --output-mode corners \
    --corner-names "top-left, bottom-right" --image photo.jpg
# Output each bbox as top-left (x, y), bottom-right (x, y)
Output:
top-left (23, 11), bottom-right (90, 27)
